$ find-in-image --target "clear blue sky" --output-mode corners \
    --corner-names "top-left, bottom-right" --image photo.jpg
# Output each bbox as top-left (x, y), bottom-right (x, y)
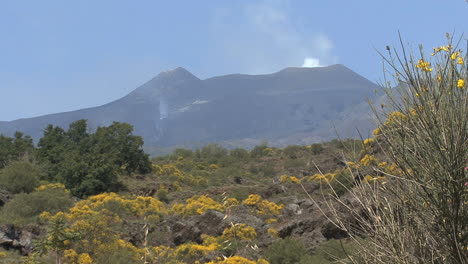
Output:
top-left (1, 0), bottom-right (467, 121)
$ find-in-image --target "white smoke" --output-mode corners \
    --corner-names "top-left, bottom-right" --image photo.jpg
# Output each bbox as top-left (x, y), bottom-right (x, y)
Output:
top-left (209, 1), bottom-right (337, 74)
top-left (159, 99), bottom-right (168, 120)
top-left (302, 57), bottom-right (321, 68)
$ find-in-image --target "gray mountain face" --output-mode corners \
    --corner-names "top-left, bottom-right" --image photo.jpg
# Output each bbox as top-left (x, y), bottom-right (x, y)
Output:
top-left (0, 65), bottom-right (381, 155)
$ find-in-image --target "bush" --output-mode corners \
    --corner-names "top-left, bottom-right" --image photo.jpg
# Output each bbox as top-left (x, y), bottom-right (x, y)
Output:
top-left (305, 239), bottom-right (361, 263)
top-left (195, 144), bottom-right (228, 164)
top-left (230, 148), bottom-right (250, 161)
top-left (329, 169), bottom-right (354, 197)
top-left (309, 143), bottom-right (324, 155)
top-left (0, 186), bottom-right (72, 226)
top-left (283, 145), bottom-right (302, 159)
top-left (156, 188), bottom-right (169, 203)
top-left (283, 159), bottom-right (306, 169)
top-left (0, 160), bottom-right (41, 193)
top-left (250, 142), bottom-right (269, 158)
top-left (265, 237), bottom-right (311, 264)
top-left (172, 148), bottom-right (194, 159)
top-left (324, 35), bottom-right (467, 263)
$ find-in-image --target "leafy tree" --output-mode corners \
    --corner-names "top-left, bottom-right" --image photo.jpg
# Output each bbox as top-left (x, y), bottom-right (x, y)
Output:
top-left (92, 122), bottom-right (151, 174)
top-left (0, 132), bottom-right (34, 168)
top-left (36, 125), bottom-right (68, 174)
top-left (36, 120), bottom-right (151, 197)
top-left (66, 119), bottom-right (89, 145)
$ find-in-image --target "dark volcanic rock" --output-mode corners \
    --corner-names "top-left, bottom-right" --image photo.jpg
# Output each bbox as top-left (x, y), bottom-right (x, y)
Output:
top-left (0, 189), bottom-right (12, 207)
top-left (0, 225), bottom-right (41, 255)
top-left (152, 210), bottom-right (227, 247)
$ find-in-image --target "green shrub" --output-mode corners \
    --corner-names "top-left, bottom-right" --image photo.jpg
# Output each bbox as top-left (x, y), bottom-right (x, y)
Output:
top-left (195, 144), bottom-right (228, 164)
top-left (172, 148), bottom-right (194, 159)
top-left (0, 160), bottom-right (41, 193)
top-left (283, 145), bottom-right (302, 159)
top-left (250, 142), bottom-right (269, 158)
top-left (309, 143), bottom-right (324, 155)
top-left (0, 187), bottom-right (72, 226)
top-left (255, 162), bottom-right (276, 177)
top-left (265, 237), bottom-right (311, 264)
top-left (230, 187), bottom-right (250, 201)
top-left (329, 169), bottom-right (354, 197)
top-left (156, 188), bottom-right (169, 203)
top-left (283, 159), bottom-right (306, 169)
top-left (94, 248), bottom-right (140, 264)
top-left (306, 239), bottom-right (360, 263)
top-left (229, 148), bottom-right (249, 161)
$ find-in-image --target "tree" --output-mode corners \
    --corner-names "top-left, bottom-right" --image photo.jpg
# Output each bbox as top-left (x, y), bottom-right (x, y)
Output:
top-left (0, 132), bottom-right (34, 168)
top-left (36, 120), bottom-right (151, 197)
top-left (92, 122), bottom-right (151, 174)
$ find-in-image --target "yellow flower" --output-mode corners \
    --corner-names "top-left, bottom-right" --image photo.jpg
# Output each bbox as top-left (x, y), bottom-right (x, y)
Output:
top-left (267, 228), bottom-right (279, 238)
top-left (243, 194), bottom-right (262, 206)
top-left (457, 79), bottom-right (465, 88)
top-left (280, 175), bottom-right (288, 183)
top-left (289, 176), bottom-right (301, 184)
top-left (363, 138), bottom-right (374, 145)
top-left (222, 223), bottom-right (257, 241)
top-left (378, 161), bottom-right (388, 167)
top-left (360, 154), bottom-right (376, 166)
top-left (224, 198), bottom-right (239, 208)
top-left (415, 59), bottom-right (432, 72)
top-left (372, 127), bottom-right (381, 136)
top-left (450, 51), bottom-right (460, 60)
top-left (78, 253), bottom-right (93, 264)
top-left (458, 57), bottom-right (464, 65)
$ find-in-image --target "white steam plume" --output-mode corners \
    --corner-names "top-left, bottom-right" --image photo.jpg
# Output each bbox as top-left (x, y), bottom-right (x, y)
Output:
top-left (302, 57), bottom-right (321, 68)
top-left (159, 98), bottom-right (168, 120)
top-left (209, 1), bottom-right (337, 74)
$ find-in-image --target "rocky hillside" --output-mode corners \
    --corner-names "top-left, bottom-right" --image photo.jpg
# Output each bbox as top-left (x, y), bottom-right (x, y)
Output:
top-left (0, 138), bottom-right (378, 263)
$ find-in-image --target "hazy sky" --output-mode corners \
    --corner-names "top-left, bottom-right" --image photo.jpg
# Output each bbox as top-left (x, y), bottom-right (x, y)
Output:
top-left (1, 0), bottom-right (467, 121)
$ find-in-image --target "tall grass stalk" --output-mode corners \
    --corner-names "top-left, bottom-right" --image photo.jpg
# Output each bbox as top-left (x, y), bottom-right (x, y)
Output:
top-left (309, 34), bottom-right (467, 264)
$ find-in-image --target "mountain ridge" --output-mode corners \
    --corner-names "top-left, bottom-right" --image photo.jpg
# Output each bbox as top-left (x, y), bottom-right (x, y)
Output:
top-left (0, 65), bottom-right (381, 155)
